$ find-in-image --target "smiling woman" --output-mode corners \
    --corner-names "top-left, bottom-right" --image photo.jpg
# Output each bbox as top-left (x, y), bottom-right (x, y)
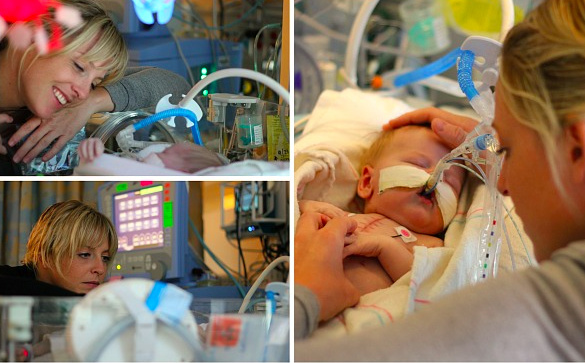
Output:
top-left (0, 200), bottom-right (118, 295)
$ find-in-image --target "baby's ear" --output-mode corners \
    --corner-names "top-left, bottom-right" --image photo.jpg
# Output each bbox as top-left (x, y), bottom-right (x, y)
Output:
top-left (357, 165), bottom-right (375, 199)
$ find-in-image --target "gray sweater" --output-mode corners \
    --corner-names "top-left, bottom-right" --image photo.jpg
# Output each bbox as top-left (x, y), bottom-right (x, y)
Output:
top-left (104, 66), bottom-right (191, 112)
top-left (295, 240), bottom-right (585, 361)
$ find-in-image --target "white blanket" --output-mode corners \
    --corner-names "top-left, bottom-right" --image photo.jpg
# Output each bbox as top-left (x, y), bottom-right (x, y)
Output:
top-left (294, 89), bottom-right (535, 336)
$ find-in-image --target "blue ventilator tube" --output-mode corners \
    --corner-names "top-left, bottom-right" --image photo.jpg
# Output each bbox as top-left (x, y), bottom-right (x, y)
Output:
top-left (394, 47), bottom-right (462, 88)
top-left (133, 108), bottom-right (203, 146)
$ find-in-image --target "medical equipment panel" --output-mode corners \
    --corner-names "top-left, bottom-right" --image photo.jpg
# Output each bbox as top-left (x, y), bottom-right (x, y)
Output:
top-left (98, 181), bottom-right (200, 284)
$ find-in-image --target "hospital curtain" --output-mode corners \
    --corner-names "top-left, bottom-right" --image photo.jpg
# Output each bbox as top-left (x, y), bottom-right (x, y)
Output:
top-left (0, 181), bottom-right (104, 266)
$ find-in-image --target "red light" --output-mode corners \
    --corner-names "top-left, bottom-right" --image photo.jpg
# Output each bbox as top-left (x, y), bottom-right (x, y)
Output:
top-left (164, 196), bottom-right (170, 202)
top-left (164, 182), bottom-right (171, 188)
top-left (164, 190), bottom-right (170, 195)
top-left (140, 181), bottom-right (153, 186)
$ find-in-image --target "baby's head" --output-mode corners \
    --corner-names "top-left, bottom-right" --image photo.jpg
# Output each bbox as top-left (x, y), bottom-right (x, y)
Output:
top-left (357, 125), bottom-right (466, 234)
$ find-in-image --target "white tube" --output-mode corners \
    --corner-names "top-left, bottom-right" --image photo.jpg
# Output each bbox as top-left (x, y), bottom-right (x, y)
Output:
top-left (238, 256), bottom-right (290, 314)
top-left (343, 0), bottom-right (380, 86)
top-left (181, 68), bottom-right (290, 107)
top-left (499, 0), bottom-right (515, 42)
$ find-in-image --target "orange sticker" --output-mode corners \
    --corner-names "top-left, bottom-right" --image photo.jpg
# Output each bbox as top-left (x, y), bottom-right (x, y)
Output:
top-left (209, 316), bottom-right (242, 347)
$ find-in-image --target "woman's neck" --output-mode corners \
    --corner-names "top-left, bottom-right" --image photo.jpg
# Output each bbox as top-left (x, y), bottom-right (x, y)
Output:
top-left (0, 47), bottom-right (24, 109)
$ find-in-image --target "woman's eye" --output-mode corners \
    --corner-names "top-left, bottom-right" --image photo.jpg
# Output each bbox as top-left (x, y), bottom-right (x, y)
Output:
top-left (495, 147), bottom-right (508, 157)
top-left (74, 62), bottom-right (84, 72)
top-left (78, 253), bottom-right (91, 258)
top-left (102, 256), bottom-right (111, 263)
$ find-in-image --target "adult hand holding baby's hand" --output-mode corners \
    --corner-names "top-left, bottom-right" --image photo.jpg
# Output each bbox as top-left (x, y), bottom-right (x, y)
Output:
top-left (295, 212), bottom-right (360, 322)
top-left (384, 107), bottom-right (479, 149)
top-left (298, 200), bottom-right (347, 219)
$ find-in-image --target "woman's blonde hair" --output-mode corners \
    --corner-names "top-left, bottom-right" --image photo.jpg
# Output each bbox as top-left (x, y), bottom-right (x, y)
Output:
top-left (23, 200), bottom-right (118, 278)
top-left (17, 0), bottom-right (128, 87)
top-left (499, 0), bottom-right (585, 206)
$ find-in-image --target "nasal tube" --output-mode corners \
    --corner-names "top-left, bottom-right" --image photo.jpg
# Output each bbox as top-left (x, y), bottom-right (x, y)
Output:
top-left (423, 134), bottom-right (494, 194)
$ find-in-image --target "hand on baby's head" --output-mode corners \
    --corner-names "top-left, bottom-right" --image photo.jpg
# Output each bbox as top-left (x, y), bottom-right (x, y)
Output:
top-left (78, 138), bottom-right (104, 163)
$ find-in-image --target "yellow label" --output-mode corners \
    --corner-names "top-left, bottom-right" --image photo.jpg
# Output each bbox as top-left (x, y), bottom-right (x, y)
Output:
top-left (267, 115), bottom-right (290, 161)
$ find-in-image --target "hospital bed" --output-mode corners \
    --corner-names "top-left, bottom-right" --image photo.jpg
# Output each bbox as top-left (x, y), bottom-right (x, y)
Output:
top-left (294, 88), bottom-right (535, 336)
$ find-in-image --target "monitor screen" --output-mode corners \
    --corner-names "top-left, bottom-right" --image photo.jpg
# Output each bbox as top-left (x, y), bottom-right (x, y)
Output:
top-left (113, 185), bottom-right (164, 252)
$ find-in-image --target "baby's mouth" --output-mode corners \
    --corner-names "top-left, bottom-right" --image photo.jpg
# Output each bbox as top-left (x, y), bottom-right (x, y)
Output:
top-left (418, 188), bottom-right (435, 206)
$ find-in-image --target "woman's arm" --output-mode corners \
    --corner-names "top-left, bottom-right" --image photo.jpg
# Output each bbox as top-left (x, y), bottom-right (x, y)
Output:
top-left (104, 66), bottom-right (191, 112)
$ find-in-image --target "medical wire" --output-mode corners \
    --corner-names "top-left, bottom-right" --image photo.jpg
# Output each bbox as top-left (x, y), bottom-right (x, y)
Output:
top-left (179, 0), bottom-right (266, 31)
top-left (238, 255), bottom-right (290, 314)
top-left (84, 315), bottom-right (201, 361)
top-left (294, 9), bottom-right (418, 59)
top-left (254, 23), bottom-right (282, 96)
top-left (500, 212), bottom-right (517, 271)
top-left (189, 219), bottom-right (247, 298)
top-left (447, 158), bottom-right (533, 270)
top-left (167, 25), bottom-right (196, 86)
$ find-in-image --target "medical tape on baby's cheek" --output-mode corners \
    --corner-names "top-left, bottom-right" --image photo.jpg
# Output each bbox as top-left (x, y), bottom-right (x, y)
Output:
top-left (378, 165), bottom-right (428, 192)
top-left (435, 182), bottom-right (457, 227)
top-left (378, 165), bottom-right (457, 229)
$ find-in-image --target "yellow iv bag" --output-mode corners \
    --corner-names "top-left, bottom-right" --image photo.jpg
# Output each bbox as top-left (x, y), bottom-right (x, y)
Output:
top-left (443, 0), bottom-right (525, 38)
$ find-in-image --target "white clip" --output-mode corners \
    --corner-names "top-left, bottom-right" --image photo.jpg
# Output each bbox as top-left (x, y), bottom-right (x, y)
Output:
top-left (155, 94), bottom-right (203, 128)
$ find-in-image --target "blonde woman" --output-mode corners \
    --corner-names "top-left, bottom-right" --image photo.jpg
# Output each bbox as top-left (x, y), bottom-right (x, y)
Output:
top-left (0, 0), bottom-right (190, 174)
top-left (0, 200), bottom-right (117, 295)
top-left (295, 0), bottom-right (585, 360)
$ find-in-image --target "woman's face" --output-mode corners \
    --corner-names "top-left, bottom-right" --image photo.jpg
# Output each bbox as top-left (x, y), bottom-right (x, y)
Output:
top-left (358, 126), bottom-right (465, 234)
top-left (19, 40), bottom-right (109, 119)
top-left (494, 88), bottom-right (579, 261)
top-left (38, 240), bottom-right (111, 294)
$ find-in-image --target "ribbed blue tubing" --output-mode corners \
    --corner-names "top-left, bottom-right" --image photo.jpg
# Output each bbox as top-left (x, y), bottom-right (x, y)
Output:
top-left (393, 47), bottom-right (462, 88)
top-left (134, 108), bottom-right (203, 146)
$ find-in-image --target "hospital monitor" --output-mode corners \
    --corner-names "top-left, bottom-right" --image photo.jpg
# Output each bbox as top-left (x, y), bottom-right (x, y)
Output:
top-left (98, 181), bottom-right (199, 283)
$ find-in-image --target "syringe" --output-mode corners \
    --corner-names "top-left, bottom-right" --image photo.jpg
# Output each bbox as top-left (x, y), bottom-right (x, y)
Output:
top-left (423, 133), bottom-right (497, 195)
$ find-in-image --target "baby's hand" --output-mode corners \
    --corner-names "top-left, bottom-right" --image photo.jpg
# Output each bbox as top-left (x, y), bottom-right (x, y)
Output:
top-left (343, 234), bottom-right (392, 259)
top-left (78, 138), bottom-right (104, 163)
top-left (299, 200), bottom-right (346, 219)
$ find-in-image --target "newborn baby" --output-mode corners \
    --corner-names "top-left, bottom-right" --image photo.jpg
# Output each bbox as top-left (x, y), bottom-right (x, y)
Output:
top-left (78, 138), bottom-right (225, 173)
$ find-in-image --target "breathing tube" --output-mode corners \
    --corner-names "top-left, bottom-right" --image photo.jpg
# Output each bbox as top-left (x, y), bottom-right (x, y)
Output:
top-left (133, 108), bottom-right (203, 146)
top-left (116, 108), bottom-right (203, 152)
top-left (393, 47), bottom-right (463, 88)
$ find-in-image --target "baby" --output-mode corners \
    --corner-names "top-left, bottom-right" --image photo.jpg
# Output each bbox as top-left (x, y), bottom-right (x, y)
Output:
top-left (78, 137), bottom-right (225, 174)
top-left (299, 125), bottom-right (465, 296)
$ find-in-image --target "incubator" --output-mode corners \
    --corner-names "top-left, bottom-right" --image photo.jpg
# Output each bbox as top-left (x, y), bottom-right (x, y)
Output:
top-left (0, 286), bottom-right (289, 362)
top-left (72, 68), bottom-right (290, 176)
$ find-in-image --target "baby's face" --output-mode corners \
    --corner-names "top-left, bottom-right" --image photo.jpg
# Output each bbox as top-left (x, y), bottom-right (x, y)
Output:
top-left (360, 126), bottom-right (465, 234)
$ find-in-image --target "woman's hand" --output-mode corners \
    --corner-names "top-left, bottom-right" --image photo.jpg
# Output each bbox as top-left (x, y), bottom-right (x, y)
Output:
top-left (385, 107), bottom-right (479, 149)
top-left (295, 212), bottom-right (360, 322)
top-left (298, 200), bottom-right (347, 219)
top-left (0, 113), bottom-right (14, 155)
top-left (8, 87), bottom-right (114, 163)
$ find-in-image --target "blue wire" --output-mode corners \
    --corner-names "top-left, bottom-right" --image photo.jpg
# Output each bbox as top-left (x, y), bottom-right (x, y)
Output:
top-left (134, 109), bottom-right (203, 146)
top-left (188, 219), bottom-right (246, 298)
